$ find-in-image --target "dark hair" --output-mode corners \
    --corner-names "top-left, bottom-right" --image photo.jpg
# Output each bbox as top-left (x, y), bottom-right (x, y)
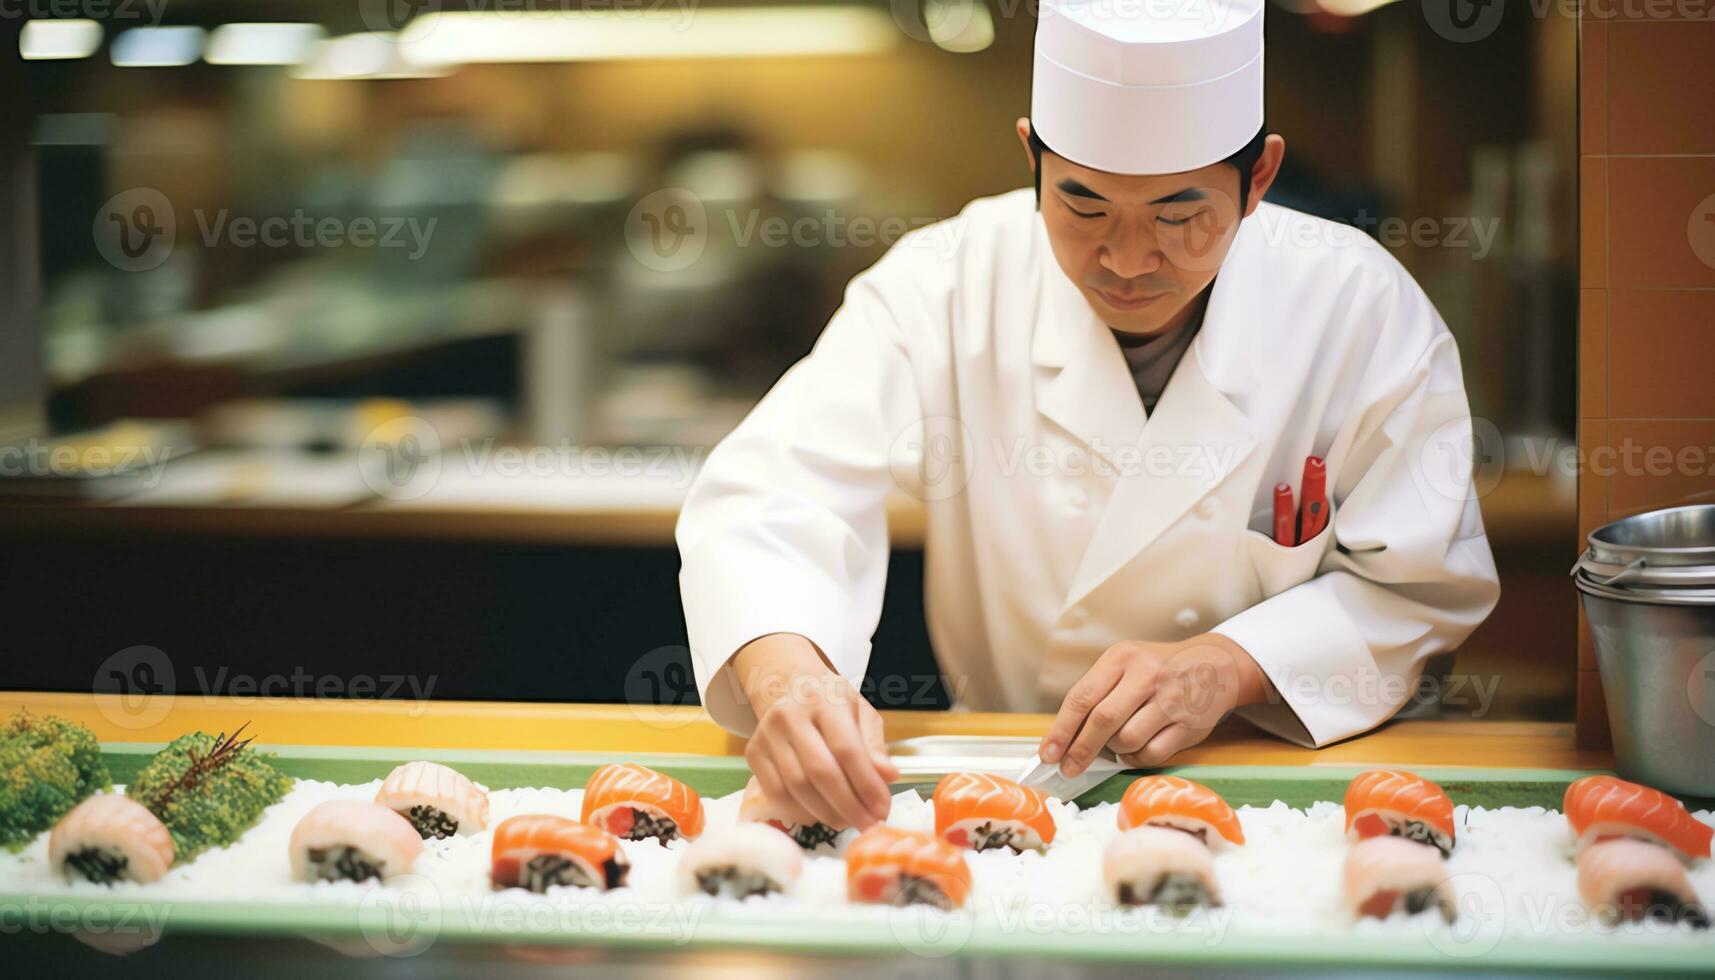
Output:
top-left (1029, 123), bottom-right (1269, 212)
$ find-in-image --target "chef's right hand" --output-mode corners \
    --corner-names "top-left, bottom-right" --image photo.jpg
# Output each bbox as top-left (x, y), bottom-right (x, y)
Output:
top-left (734, 632), bottom-right (898, 830)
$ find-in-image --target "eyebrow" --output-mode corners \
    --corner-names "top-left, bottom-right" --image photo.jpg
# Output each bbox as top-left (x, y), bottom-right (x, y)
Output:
top-left (1055, 179), bottom-right (1207, 206)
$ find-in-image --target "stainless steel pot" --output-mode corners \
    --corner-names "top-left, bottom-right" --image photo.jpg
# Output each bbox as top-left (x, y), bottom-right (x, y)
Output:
top-left (1572, 505), bottom-right (1715, 796)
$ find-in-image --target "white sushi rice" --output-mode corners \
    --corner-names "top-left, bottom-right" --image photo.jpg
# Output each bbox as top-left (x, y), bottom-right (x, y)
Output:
top-left (3, 778), bottom-right (1712, 958)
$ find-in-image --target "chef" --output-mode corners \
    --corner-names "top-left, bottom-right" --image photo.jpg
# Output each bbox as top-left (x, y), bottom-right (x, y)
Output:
top-left (676, 0), bottom-right (1500, 830)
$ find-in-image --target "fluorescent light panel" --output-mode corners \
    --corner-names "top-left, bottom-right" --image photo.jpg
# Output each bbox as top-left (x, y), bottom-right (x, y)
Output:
top-left (399, 7), bottom-right (898, 65)
top-left (20, 19), bottom-right (102, 60)
top-left (206, 23), bottom-right (325, 66)
top-left (112, 26), bottom-right (204, 67)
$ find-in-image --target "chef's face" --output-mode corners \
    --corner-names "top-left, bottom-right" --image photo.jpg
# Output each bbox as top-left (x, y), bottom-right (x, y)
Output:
top-left (1018, 119), bottom-right (1284, 337)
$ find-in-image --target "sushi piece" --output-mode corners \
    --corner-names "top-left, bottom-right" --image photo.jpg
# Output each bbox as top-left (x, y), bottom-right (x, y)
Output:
top-left (931, 772), bottom-right (1055, 852)
top-left (678, 822), bottom-right (805, 899)
top-left (1102, 826), bottom-right (1222, 912)
top-left (739, 776), bottom-right (851, 851)
top-left (1342, 769), bottom-right (1456, 857)
top-left (375, 761), bottom-right (490, 839)
top-left (1576, 838), bottom-right (1708, 929)
top-left (1563, 775), bottom-right (1713, 863)
top-left (48, 794), bottom-right (175, 885)
top-left (1116, 775), bottom-right (1245, 850)
top-left (491, 814), bottom-right (629, 893)
top-left (289, 799), bottom-right (423, 883)
top-left (580, 763), bottom-right (704, 843)
top-left (1342, 836), bottom-right (1456, 923)
top-left (845, 824), bottom-right (972, 910)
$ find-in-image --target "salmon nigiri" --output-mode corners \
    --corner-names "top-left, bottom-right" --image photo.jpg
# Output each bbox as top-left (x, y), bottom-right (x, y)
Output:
top-left (491, 814), bottom-right (629, 892)
top-left (846, 824), bottom-right (972, 910)
top-left (932, 772), bottom-right (1056, 852)
top-left (1343, 769), bottom-right (1456, 857)
top-left (580, 763), bottom-right (705, 843)
top-left (1563, 775), bottom-right (1713, 863)
top-left (739, 776), bottom-right (851, 851)
top-left (1116, 775), bottom-right (1245, 850)
top-left (1577, 838), bottom-right (1709, 929)
top-left (49, 794), bottom-right (176, 885)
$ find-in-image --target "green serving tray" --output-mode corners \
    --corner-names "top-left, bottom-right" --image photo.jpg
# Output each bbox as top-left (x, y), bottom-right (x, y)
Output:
top-left (2, 744), bottom-right (1710, 975)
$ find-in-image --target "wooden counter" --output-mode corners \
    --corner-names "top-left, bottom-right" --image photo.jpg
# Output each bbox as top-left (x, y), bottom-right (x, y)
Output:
top-left (1, 692), bottom-right (1613, 771)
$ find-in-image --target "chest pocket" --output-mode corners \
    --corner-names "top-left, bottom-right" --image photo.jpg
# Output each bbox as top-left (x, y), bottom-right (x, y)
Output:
top-left (1242, 504), bottom-right (1334, 598)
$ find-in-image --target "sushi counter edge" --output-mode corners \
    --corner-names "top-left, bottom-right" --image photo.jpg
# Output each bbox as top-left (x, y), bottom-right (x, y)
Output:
top-left (0, 691), bottom-right (1613, 770)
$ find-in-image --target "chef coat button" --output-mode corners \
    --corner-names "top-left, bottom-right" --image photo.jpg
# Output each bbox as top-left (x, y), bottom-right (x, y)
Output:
top-left (1175, 608), bottom-right (1200, 629)
top-left (1066, 487), bottom-right (1088, 513)
top-left (1067, 606), bottom-right (1090, 626)
top-left (1196, 497), bottom-right (1220, 520)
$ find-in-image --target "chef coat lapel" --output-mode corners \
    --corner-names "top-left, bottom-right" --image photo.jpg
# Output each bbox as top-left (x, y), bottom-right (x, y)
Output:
top-left (1061, 275), bottom-right (1260, 610)
top-left (1032, 231), bottom-right (1146, 465)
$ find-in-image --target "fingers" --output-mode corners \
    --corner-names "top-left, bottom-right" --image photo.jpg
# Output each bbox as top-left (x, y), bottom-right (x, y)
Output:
top-left (746, 749), bottom-right (817, 827)
top-left (857, 703), bottom-right (899, 781)
top-left (810, 711), bottom-right (892, 827)
top-left (1107, 700), bottom-right (1168, 757)
top-left (771, 738), bottom-right (843, 828)
top-left (1125, 723), bottom-right (1210, 768)
top-left (1059, 674), bottom-right (1151, 777)
top-left (1040, 658), bottom-right (1122, 766)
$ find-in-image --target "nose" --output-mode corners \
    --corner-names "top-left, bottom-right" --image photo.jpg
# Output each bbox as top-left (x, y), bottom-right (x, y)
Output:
top-left (1097, 220), bottom-right (1165, 282)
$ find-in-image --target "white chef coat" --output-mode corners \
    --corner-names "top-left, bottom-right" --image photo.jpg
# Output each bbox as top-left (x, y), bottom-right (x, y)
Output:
top-left (676, 189), bottom-right (1500, 747)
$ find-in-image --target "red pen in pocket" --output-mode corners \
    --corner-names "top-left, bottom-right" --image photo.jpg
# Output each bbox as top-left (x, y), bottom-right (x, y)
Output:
top-left (1272, 482), bottom-right (1296, 546)
top-left (1298, 456), bottom-right (1328, 541)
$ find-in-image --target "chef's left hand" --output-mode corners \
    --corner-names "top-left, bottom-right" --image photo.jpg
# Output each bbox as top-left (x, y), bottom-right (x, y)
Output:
top-left (1039, 633), bottom-right (1273, 776)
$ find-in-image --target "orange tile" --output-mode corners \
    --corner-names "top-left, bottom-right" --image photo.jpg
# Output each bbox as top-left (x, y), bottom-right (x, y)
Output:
top-left (1608, 156), bottom-right (1715, 288)
top-left (1603, 419), bottom-right (1715, 518)
top-left (1580, 156), bottom-right (1608, 288)
top-left (1579, 289), bottom-right (1608, 418)
top-left (1608, 289), bottom-right (1715, 418)
top-left (1579, 16), bottom-right (1607, 155)
top-left (1577, 415), bottom-right (1609, 536)
top-left (1576, 669), bottom-right (1611, 752)
top-left (1608, 23), bottom-right (1715, 155)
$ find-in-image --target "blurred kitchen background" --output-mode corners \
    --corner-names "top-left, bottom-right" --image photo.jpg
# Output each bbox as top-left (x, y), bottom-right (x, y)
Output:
top-left (0, 1), bottom-right (1579, 721)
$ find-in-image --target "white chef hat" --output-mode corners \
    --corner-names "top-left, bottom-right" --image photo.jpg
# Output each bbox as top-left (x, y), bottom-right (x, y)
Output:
top-left (1031, 0), bottom-right (1265, 176)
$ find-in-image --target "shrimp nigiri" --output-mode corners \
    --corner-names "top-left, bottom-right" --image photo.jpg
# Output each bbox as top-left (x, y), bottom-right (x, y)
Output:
top-left (580, 763), bottom-right (704, 843)
top-left (491, 814), bottom-right (629, 892)
top-left (1563, 775), bottom-right (1713, 863)
top-left (1116, 775), bottom-right (1245, 850)
top-left (679, 822), bottom-right (805, 899)
top-left (1577, 838), bottom-right (1708, 929)
top-left (932, 772), bottom-right (1055, 852)
top-left (739, 776), bottom-right (851, 851)
top-left (1343, 769), bottom-right (1456, 856)
top-left (49, 794), bottom-right (176, 885)
top-left (288, 800), bottom-right (424, 883)
top-left (846, 824), bottom-right (972, 910)
top-left (374, 760), bottom-right (489, 839)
